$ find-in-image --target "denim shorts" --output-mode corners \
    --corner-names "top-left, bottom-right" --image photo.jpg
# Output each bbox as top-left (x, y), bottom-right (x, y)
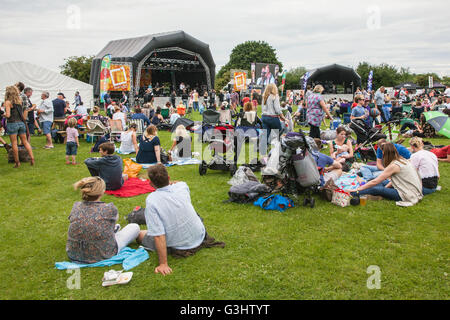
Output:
top-left (66, 141), bottom-right (78, 156)
top-left (6, 121), bottom-right (26, 135)
top-left (42, 121), bottom-right (52, 135)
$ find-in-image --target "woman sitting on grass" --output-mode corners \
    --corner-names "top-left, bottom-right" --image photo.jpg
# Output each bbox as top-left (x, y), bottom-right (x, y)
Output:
top-left (329, 126), bottom-right (354, 171)
top-left (67, 177), bottom-right (141, 264)
top-left (119, 123), bottom-right (139, 154)
top-left (169, 125), bottom-right (192, 161)
top-left (351, 142), bottom-right (423, 207)
top-left (409, 137), bottom-right (439, 195)
top-left (136, 125), bottom-right (161, 164)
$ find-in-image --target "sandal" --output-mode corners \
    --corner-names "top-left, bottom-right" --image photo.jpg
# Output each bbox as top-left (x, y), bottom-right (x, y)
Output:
top-left (102, 270), bottom-right (133, 287)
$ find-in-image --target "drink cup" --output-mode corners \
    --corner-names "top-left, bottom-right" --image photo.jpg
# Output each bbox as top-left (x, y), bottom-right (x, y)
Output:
top-left (360, 195), bottom-right (367, 206)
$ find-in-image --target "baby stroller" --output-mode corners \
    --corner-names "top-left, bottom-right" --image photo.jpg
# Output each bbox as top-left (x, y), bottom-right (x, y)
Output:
top-left (262, 131), bottom-right (320, 208)
top-left (199, 124), bottom-right (237, 176)
top-left (350, 119), bottom-right (387, 162)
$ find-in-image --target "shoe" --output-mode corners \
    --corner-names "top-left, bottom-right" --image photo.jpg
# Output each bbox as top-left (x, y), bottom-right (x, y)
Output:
top-left (66, 161), bottom-right (71, 165)
top-left (71, 162), bottom-right (79, 165)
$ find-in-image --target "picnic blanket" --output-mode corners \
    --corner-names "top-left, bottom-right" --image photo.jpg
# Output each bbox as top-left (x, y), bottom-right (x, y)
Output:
top-left (55, 247), bottom-right (149, 271)
top-left (130, 157), bottom-right (201, 169)
top-left (334, 169), bottom-right (366, 192)
top-left (105, 177), bottom-right (155, 198)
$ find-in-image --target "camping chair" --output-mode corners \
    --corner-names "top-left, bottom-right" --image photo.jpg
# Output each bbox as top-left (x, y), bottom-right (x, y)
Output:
top-left (86, 119), bottom-right (109, 144)
top-left (128, 119), bottom-right (144, 137)
top-left (161, 108), bottom-right (170, 119)
top-left (109, 119), bottom-right (124, 141)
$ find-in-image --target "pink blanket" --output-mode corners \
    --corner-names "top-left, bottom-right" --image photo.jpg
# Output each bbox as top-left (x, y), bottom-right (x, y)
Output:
top-left (105, 178), bottom-right (155, 198)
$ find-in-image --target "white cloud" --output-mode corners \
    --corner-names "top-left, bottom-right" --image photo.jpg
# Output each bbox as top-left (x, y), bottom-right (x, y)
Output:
top-left (0, 0), bottom-right (448, 78)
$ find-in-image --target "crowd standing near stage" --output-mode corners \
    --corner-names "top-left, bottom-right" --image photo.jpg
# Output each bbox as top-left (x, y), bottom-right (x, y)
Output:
top-left (0, 79), bottom-right (449, 274)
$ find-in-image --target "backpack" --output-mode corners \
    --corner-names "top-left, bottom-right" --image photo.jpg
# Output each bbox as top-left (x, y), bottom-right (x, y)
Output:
top-left (227, 181), bottom-right (271, 204)
top-left (126, 206), bottom-right (146, 225)
top-left (253, 194), bottom-right (294, 212)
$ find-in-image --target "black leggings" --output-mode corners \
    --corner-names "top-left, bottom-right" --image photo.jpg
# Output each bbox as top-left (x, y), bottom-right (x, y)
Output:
top-left (309, 125), bottom-right (321, 139)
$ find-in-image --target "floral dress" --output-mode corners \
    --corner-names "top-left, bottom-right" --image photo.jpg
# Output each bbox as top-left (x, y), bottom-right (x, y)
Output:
top-left (306, 93), bottom-right (325, 127)
top-left (66, 201), bottom-right (118, 264)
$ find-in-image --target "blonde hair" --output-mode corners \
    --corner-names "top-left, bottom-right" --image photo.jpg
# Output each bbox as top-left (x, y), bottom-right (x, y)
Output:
top-left (114, 106), bottom-right (120, 112)
top-left (313, 85), bottom-right (324, 93)
top-left (409, 137), bottom-right (424, 149)
top-left (73, 177), bottom-right (106, 201)
top-left (92, 106), bottom-right (100, 113)
top-left (175, 125), bottom-right (190, 138)
top-left (5, 86), bottom-right (22, 105)
top-left (263, 83), bottom-right (278, 105)
top-left (68, 117), bottom-right (77, 128)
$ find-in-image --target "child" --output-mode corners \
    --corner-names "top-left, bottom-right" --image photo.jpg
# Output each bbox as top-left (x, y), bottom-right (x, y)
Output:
top-left (65, 117), bottom-right (79, 165)
top-left (84, 142), bottom-right (126, 190)
top-left (331, 144), bottom-right (350, 164)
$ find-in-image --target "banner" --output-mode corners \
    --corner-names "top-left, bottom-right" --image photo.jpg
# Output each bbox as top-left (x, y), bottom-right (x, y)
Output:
top-left (251, 63), bottom-right (256, 84)
top-left (302, 72), bottom-right (311, 90)
top-left (280, 70), bottom-right (287, 97)
top-left (233, 72), bottom-right (247, 91)
top-left (99, 54), bottom-right (111, 103)
top-left (428, 76), bottom-right (433, 89)
top-left (108, 64), bottom-right (131, 91)
top-left (367, 70), bottom-right (373, 91)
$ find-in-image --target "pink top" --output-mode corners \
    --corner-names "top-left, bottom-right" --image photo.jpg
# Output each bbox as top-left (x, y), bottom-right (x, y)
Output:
top-left (66, 127), bottom-right (79, 143)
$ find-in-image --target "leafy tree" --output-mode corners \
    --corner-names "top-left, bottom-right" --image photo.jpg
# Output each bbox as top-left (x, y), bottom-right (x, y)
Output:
top-left (215, 41), bottom-right (283, 91)
top-left (356, 62), bottom-right (405, 90)
top-left (284, 66), bottom-right (307, 90)
top-left (60, 55), bottom-right (94, 84)
top-left (414, 73), bottom-right (441, 88)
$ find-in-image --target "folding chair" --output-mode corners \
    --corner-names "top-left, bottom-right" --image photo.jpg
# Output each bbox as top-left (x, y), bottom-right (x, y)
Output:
top-left (86, 119), bottom-right (109, 144)
top-left (161, 108), bottom-right (170, 119)
top-left (109, 119), bottom-right (124, 141)
top-left (128, 119), bottom-right (144, 137)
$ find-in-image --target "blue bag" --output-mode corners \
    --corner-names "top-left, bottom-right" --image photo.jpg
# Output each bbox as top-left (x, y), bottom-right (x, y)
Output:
top-left (254, 195), bottom-right (294, 212)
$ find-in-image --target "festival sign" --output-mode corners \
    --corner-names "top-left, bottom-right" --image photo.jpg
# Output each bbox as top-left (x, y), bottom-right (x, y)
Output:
top-left (99, 54), bottom-right (111, 102)
top-left (233, 72), bottom-right (247, 91)
top-left (108, 64), bottom-right (131, 91)
top-left (367, 70), bottom-right (374, 91)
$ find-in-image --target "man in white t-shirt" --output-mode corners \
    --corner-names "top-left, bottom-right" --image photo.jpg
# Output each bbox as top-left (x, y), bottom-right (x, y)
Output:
top-left (444, 85), bottom-right (450, 97)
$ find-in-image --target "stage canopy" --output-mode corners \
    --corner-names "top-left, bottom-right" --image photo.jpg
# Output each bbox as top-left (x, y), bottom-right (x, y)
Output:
top-left (305, 64), bottom-right (362, 93)
top-left (395, 82), bottom-right (421, 90)
top-left (0, 61), bottom-right (94, 107)
top-left (90, 31), bottom-right (215, 100)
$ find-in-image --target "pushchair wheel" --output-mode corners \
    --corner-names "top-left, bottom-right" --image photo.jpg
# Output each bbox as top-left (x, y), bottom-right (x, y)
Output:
top-left (303, 198), bottom-right (310, 207)
top-left (229, 164), bottom-right (237, 176)
top-left (309, 198), bottom-right (315, 208)
top-left (199, 161), bottom-right (207, 176)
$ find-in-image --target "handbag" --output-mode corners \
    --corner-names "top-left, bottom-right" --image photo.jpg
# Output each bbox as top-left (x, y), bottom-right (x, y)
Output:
top-left (331, 188), bottom-right (352, 207)
top-left (254, 194), bottom-right (294, 212)
top-left (160, 148), bottom-right (170, 164)
top-left (320, 178), bottom-right (339, 202)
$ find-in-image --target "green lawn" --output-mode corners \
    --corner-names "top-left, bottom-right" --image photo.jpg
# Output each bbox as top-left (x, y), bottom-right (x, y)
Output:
top-left (0, 111), bottom-right (449, 300)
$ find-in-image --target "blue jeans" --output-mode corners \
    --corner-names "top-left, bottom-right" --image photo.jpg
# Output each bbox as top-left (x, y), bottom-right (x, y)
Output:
top-left (6, 122), bottom-right (26, 135)
top-left (360, 165), bottom-right (382, 181)
top-left (422, 187), bottom-right (436, 195)
top-left (382, 106), bottom-right (391, 122)
top-left (261, 116), bottom-right (282, 145)
top-left (354, 180), bottom-right (401, 201)
top-left (193, 101), bottom-right (199, 111)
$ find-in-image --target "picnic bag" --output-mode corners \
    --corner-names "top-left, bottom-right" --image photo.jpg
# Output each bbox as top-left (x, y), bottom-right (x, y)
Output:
top-left (292, 149), bottom-right (321, 187)
top-left (126, 206), bottom-right (146, 225)
top-left (331, 188), bottom-right (352, 207)
top-left (123, 158), bottom-right (142, 178)
top-left (253, 194), bottom-right (294, 212)
top-left (320, 178), bottom-right (339, 202)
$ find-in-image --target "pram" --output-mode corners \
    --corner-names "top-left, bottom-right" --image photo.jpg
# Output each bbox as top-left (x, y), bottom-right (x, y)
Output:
top-left (350, 119), bottom-right (387, 162)
top-left (262, 131), bottom-right (320, 208)
top-left (199, 124), bottom-right (237, 176)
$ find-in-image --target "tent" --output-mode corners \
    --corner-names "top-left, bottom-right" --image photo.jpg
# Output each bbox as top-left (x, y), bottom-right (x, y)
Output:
top-left (431, 82), bottom-right (446, 89)
top-left (306, 64), bottom-right (362, 88)
top-left (90, 31), bottom-right (215, 99)
top-left (395, 82), bottom-right (421, 90)
top-left (0, 61), bottom-right (94, 107)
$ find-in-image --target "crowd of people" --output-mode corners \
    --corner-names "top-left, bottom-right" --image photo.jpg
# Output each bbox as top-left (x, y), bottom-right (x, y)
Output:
top-left (1, 78), bottom-right (448, 276)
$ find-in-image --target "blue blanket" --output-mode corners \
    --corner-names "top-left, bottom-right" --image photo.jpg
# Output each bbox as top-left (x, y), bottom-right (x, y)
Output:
top-left (55, 247), bottom-right (149, 271)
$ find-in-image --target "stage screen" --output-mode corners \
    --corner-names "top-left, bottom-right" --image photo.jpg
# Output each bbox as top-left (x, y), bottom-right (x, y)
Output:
top-left (253, 63), bottom-right (280, 86)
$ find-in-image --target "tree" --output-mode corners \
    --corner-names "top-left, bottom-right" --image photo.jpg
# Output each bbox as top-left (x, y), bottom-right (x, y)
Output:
top-left (356, 62), bottom-right (413, 90)
top-left (60, 55), bottom-right (94, 84)
top-left (215, 41), bottom-right (283, 91)
top-left (284, 66), bottom-right (307, 90)
top-left (414, 73), bottom-right (441, 88)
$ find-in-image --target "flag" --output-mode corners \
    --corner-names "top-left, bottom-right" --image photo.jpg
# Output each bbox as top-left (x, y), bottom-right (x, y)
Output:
top-left (367, 70), bottom-right (373, 91)
top-left (280, 70), bottom-right (287, 97)
top-left (100, 54), bottom-right (112, 103)
top-left (302, 72), bottom-right (311, 90)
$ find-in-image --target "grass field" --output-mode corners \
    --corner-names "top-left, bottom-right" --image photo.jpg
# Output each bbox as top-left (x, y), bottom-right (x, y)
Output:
top-left (0, 110), bottom-right (449, 300)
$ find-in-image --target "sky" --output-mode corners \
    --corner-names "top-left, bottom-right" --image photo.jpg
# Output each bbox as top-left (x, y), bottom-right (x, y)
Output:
top-left (1, 0), bottom-right (449, 77)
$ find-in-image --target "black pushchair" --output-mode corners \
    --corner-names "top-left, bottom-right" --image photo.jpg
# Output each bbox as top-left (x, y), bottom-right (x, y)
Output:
top-left (262, 131), bottom-right (320, 208)
top-left (350, 119), bottom-right (387, 162)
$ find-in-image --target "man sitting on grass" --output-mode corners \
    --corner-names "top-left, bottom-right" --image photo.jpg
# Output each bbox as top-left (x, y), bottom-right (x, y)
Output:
top-left (84, 142), bottom-right (125, 191)
top-left (138, 164), bottom-right (224, 276)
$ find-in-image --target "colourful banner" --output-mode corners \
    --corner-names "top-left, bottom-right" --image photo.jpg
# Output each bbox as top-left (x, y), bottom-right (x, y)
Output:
top-left (108, 64), bottom-right (131, 91)
top-left (280, 70), bottom-right (287, 97)
top-left (234, 72), bottom-right (247, 91)
top-left (302, 72), bottom-right (310, 90)
top-left (100, 54), bottom-right (111, 103)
